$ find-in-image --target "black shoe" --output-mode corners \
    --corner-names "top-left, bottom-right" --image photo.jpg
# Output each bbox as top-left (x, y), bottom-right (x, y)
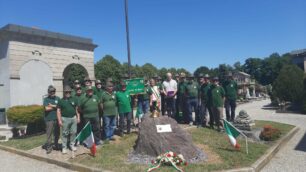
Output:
top-left (46, 147), bottom-right (52, 154)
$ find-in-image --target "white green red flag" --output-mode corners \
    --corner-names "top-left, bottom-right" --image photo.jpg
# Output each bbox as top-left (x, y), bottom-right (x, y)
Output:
top-left (223, 119), bottom-right (241, 149)
top-left (75, 122), bottom-right (97, 156)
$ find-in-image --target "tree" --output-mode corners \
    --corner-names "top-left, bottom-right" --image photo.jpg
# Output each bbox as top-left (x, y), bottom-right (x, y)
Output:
top-left (233, 61), bottom-right (242, 71)
top-left (272, 65), bottom-right (304, 103)
top-left (242, 57), bottom-right (263, 82)
top-left (141, 63), bottom-right (158, 78)
top-left (194, 66), bottom-right (210, 77)
top-left (95, 55), bottom-right (122, 83)
top-left (176, 68), bottom-right (191, 76)
top-left (218, 64), bottom-right (234, 83)
top-left (64, 64), bottom-right (87, 87)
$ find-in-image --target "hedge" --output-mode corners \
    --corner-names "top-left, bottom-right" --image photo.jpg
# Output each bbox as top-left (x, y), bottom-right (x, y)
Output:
top-left (7, 105), bottom-right (44, 125)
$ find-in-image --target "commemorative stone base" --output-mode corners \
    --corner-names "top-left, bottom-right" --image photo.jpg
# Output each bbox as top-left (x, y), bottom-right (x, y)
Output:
top-left (130, 116), bottom-right (206, 163)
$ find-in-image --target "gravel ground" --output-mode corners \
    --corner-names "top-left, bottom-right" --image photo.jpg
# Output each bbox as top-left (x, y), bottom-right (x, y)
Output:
top-left (0, 149), bottom-right (75, 172)
top-left (236, 99), bottom-right (306, 172)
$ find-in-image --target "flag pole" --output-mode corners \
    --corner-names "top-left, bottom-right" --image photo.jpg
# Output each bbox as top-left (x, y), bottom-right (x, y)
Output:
top-left (74, 121), bottom-right (90, 142)
top-left (224, 119), bottom-right (249, 154)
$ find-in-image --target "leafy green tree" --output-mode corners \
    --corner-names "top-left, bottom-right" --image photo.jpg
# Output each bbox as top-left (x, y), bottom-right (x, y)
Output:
top-left (141, 63), bottom-right (158, 78)
top-left (233, 61), bottom-right (242, 71)
top-left (95, 55), bottom-right (122, 83)
top-left (272, 65), bottom-right (304, 103)
top-left (242, 57), bottom-right (263, 82)
top-left (176, 68), bottom-right (191, 76)
top-left (194, 66), bottom-right (210, 77)
top-left (64, 64), bottom-right (87, 87)
top-left (218, 64), bottom-right (234, 83)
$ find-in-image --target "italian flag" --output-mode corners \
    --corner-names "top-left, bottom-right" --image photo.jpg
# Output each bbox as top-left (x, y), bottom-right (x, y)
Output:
top-left (75, 122), bottom-right (97, 156)
top-left (223, 119), bottom-right (241, 149)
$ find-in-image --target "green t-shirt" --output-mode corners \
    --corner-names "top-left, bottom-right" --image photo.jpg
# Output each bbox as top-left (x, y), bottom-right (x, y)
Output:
top-left (93, 87), bottom-right (105, 100)
top-left (101, 91), bottom-right (117, 116)
top-left (116, 90), bottom-right (131, 114)
top-left (185, 81), bottom-right (199, 98)
top-left (178, 81), bottom-right (187, 96)
top-left (223, 80), bottom-right (238, 100)
top-left (57, 97), bottom-right (77, 118)
top-left (78, 95), bottom-right (100, 118)
top-left (43, 96), bottom-right (60, 121)
top-left (200, 83), bottom-right (211, 103)
top-left (208, 85), bottom-right (225, 108)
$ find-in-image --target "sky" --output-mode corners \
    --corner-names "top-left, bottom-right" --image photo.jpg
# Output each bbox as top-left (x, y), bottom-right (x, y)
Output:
top-left (1, 0), bottom-right (306, 72)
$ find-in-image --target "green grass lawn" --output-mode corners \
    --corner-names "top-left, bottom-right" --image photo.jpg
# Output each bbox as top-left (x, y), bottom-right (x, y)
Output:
top-left (0, 134), bottom-right (45, 150)
top-left (70, 120), bottom-right (294, 172)
top-left (0, 120), bottom-right (294, 172)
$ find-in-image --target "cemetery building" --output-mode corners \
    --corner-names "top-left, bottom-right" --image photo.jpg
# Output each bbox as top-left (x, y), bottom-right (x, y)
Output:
top-left (0, 24), bottom-right (97, 124)
top-left (290, 48), bottom-right (306, 73)
top-left (233, 71), bottom-right (256, 96)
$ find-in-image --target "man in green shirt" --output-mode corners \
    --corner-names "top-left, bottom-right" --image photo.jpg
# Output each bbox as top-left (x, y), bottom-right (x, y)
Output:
top-left (177, 73), bottom-right (187, 123)
top-left (93, 79), bottom-right (104, 128)
top-left (78, 86), bottom-right (102, 145)
top-left (74, 85), bottom-right (84, 134)
top-left (116, 81), bottom-right (132, 136)
top-left (57, 86), bottom-right (80, 154)
top-left (199, 74), bottom-right (213, 128)
top-left (223, 73), bottom-right (238, 122)
top-left (101, 82), bottom-right (117, 142)
top-left (72, 80), bottom-right (82, 97)
top-left (184, 75), bottom-right (199, 126)
top-left (43, 85), bottom-right (60, 154)
top-left (208, 77), bottom-right (225, 132)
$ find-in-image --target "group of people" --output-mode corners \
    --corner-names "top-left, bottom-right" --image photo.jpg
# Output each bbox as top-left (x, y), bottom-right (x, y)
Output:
top-left (157, 72), bottom-right (238, 131)
top-left (43, 77), bottom-right (133, 154)
top-left (43, 72), bottom-right (238, 154)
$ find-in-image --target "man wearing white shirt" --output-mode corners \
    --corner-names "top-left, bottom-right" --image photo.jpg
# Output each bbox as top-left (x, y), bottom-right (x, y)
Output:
top-left (162, 73), bottom-right (177, 118)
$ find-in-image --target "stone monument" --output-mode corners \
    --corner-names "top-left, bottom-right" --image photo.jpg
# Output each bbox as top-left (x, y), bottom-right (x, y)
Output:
top-left (233, 110), bottom-right (255, 131)
top-left (130, 116), bottom-right (206, 163)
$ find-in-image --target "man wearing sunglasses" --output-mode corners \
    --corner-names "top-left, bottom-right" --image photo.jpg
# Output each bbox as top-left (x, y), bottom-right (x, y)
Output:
top-left (43, 85), bottom-right (60, 154)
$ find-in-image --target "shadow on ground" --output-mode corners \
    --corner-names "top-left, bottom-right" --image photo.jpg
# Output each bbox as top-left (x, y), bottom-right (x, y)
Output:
top-left (295, 132), bottom-right (306, 152)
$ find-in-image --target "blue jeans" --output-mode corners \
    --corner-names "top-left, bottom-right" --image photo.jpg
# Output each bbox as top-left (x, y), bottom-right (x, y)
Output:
top-left (119, 112), bottom-right (132, 134)
top-left (200, 102), bottom-right (213, 126)
top-left (225, 99), bottom-right (237, 121)
top-left (186, 98), bottom-right (199, 123)
top-left (137, 99), bottom-right (149, 117)
top-left (103, 115), bottom-right (117, 140)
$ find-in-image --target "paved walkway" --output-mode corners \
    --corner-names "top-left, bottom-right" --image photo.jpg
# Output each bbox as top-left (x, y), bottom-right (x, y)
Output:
top-left (0, 149), bottom-right (74, 172)
top-left (237, 99), bottom-right (306, 172)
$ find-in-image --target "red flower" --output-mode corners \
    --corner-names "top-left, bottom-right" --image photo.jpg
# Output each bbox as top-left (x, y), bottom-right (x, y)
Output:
top-left (167, 154), bottom-right (171, 157)
top-left (151, 160), bottom-right (155, 164)
top-left (173, 153), bottom-right (177, 157)
top-left (184, 162), bottom-right (188, 166)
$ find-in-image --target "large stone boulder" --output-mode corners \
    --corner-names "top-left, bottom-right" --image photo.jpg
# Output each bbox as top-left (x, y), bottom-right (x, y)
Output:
top-left (133, 116), bottom-right (204, 161)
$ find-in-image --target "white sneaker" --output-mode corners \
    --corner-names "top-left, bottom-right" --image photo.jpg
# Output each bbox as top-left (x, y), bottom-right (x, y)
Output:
top-left (62, 148), bottom-right (68, 154)
top-left (71, 146), bottom-right (77, 152)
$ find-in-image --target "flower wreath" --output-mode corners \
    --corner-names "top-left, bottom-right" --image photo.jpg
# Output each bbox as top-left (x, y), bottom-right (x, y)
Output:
top-left (147, 151), bottom-right (187, 172)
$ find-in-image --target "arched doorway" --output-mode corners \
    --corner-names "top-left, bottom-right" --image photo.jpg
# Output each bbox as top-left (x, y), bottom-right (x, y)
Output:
top-left (62, 63), bottom-right (88, 89)
top-left (14, 59), bottom-right (53, 106)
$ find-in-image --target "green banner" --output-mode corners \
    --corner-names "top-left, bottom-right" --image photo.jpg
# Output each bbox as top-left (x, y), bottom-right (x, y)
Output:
top-left (124, 78), bottom-right (145, 95)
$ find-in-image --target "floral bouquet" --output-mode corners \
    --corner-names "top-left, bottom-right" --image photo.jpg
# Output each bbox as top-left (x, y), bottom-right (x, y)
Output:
top-left (147, 151), bottom-right (187, 172)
